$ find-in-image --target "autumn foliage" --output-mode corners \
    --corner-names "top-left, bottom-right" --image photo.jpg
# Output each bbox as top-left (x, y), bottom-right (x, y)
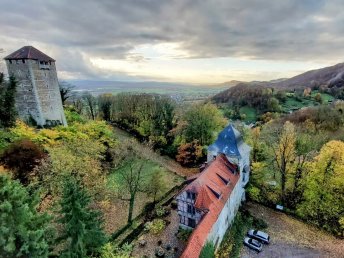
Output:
top-left (0, 139), bottom-right (46, 185)
top-left (176, 140), bottom-right (203, 167)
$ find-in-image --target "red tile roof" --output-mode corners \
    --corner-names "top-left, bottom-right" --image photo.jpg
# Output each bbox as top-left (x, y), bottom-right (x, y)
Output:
top-left (4, 46), bottom-right (55, 62)
top-left (181, 154), bottom-right (240, 258)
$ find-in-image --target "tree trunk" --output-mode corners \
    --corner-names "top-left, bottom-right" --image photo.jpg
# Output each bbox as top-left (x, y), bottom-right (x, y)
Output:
top-left (281, 160), bottom-right (286, 205)
top-left (128, 193), bottom-right (135, 224)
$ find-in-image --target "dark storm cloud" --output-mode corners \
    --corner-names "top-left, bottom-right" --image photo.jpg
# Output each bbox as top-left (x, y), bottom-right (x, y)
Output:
top-left (0, 0), bottom-right (344, 79)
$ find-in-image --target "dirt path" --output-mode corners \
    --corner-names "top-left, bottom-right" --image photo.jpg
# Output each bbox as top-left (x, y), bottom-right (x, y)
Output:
top-left (113, 126), bottom-right (198, 177)
top-left (241, 202), bottom-right (344, 258)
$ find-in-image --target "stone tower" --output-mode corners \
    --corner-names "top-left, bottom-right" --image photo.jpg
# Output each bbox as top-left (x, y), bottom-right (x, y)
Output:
top-left (4, 46), bottom-right (67, 126)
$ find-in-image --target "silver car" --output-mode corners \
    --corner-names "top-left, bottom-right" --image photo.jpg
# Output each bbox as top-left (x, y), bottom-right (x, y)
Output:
top-left (247, 229), bottom-right (270, 244)
top-left (244, 237), bottom-right (263, 252)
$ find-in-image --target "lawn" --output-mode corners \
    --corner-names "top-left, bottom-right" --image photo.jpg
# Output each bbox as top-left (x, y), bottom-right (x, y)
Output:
top-left (107, 158), bottom-right (184, 193)
top-left (311, 90), bottom-right (334, 103)
top-left (239, 106), bottom-right (257, 123)
top-left (282, 90), bottom-right (335, 113)
top-left (102, 157), bottom-right (184, 234)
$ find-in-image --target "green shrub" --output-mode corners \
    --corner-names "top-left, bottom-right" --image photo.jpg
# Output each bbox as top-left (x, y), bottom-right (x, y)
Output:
top-left (252, 217), bottom-right (268, 229)
top-left (176, 227), bottom-right (193, 242)
top-left (216, 212), bottom-right (252, 258)
top-left (155, 206), bottom-right (166, 217)
top-left (144, 219), bottom-right (166, 235)
top-left (200, 242), bottom-right (215, 258)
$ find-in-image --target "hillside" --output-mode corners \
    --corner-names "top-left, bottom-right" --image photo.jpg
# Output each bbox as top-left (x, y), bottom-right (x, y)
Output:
top-left (213, 62), bottom-right (344, 104)
top-left (267, 62), bottom-right (344, 90)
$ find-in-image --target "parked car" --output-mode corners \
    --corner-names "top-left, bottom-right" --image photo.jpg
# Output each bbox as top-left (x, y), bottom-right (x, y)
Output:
top-left (243, 237), bottom-right (263, 252)
top-left (247, 229), bottom-right (270, 244)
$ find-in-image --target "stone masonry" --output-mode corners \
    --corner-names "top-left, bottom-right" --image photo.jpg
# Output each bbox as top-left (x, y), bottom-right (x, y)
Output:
top-left (4, 46), bottom-right (67, 126)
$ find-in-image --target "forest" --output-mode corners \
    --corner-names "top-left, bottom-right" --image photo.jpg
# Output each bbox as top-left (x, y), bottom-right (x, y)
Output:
top-left (0, 74), bottom-right (344, 258)
top-left (243, 103), bottom-right (344, 236)
top-left (0, 75), bottom-right (227, 257)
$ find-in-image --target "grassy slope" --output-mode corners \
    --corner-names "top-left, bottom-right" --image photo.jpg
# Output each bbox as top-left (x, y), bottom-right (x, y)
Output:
top-left (103, 156), bottom-right (184, 234)
top-left (239, 106), bottom-right (257, 123)
top-left (281, 90), bottom-right (334, 112)
top-left (107, 158), bottom-right (184, 193)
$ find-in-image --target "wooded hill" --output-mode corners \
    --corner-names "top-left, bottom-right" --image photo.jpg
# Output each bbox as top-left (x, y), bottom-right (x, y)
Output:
top-left (213, 62), bottom-right (344, 104)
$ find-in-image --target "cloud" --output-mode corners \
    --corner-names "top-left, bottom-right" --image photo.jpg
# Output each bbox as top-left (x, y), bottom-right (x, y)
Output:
top-left (0, 0), bottom-right (344, 82)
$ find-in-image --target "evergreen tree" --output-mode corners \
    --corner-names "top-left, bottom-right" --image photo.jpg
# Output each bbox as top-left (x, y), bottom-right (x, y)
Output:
top-left (0, 174), bottom-right (51, 257)
top-left (59, 178), bottom-right (107, 257)
top-left (0, 75), bottom-right (17, 128)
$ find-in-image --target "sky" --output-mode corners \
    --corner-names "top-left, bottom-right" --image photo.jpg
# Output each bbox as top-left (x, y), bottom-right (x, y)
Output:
top-left (1, 0), bottom-right (344, 85)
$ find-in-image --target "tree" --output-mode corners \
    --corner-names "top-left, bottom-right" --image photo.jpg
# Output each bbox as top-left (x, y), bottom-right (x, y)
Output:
top-left (289, 132), bottom-right (320, 207)
top-left (182, 103), bottom-right (226, 146)
top-left (59, 177), bottom-right (107, 257)
top-left (0, 174), bottom-right (51, 257)
top-left (83, 92), bottom-right (98, 120)
top-left (176, 140), bottom-right (203, 166)
top-left (297, 140), bottom-right (344, 236)
top-left (267, 97), bottom-right (281, 112)
top-left (41, 138), bottom-right (106, 197)
top-left (314, 93), bottom-right (323, 103)
top-left (270, 121), bottom-right (296, 204)
top-left (59, 82), bottom-right (75, 106)
top-left (98, 94), bottom-right (113, 121)
top-left (0, 139), bottom-right (46, 185)
top-left (0, 76), bottom-right (17, 128)
top-left (116, 140), bottom-right (149, 223)
top-left (145, 169), bottom-right (167, 203)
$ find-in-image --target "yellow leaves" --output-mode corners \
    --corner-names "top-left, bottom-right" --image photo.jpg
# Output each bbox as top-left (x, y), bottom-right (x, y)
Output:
top-left (251, 161), bottom-right (265, 171)
top-left (275, 121), bottom-right (296, 173)
top-left (339, 217), bottom-right (344, 232)
top-left (311, 140), bottom-right (344, 186)
top-left (11, 120), bottom-right (36, 140)
top-left (10, 119), bottom-right (116, 149)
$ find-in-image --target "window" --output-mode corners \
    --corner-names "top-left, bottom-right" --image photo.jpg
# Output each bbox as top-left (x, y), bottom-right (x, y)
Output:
top-left (22, 59), bottom-right (25, 63)
top-left (187, 191), bottom-right (196, 200)
top-left (207, 185), bottom-right (221, 199)
top-left (40, 61), bottom-right (44, 65)
top-left (187, 205), bottom-right (195, 215)
top-left (187, 192), bottom-right (191, 199)
top-left (9, 60), bottom-right (12, 64)
top-left (191, 192), bottom-right (196, 200)
top-left (188, 218), bottom-right (196, 228)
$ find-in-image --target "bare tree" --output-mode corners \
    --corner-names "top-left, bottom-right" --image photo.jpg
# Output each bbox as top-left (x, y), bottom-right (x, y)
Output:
top-left (115, 139), bottom-right (149, 224)
top-left (59, 82), bottom-right (75, 106)
top-left (82, 92), bottom-right (98, 120)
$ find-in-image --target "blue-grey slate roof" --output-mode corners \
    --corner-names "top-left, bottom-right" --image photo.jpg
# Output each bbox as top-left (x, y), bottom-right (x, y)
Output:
top-left (208, 124), bottom-right (250, 158)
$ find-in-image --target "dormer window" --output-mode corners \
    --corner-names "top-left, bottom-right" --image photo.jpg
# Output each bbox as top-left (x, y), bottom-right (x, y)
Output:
top-left (186, 191), bottom-right (196, 200)
top-left (207, 185), bottom-right (221, 199)
top-left (217, 173), bottom-right (230, 185)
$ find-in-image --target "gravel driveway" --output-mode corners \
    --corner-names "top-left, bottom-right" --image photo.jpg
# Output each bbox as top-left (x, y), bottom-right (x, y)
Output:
top-left (240, 203), bottom-right (344, 258)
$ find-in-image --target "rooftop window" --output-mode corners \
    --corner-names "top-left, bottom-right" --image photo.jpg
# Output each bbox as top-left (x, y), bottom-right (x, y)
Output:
top-left (216, 173), bottom-right (229, 185)
top-left (207, 185), bottom-right (221, 199)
